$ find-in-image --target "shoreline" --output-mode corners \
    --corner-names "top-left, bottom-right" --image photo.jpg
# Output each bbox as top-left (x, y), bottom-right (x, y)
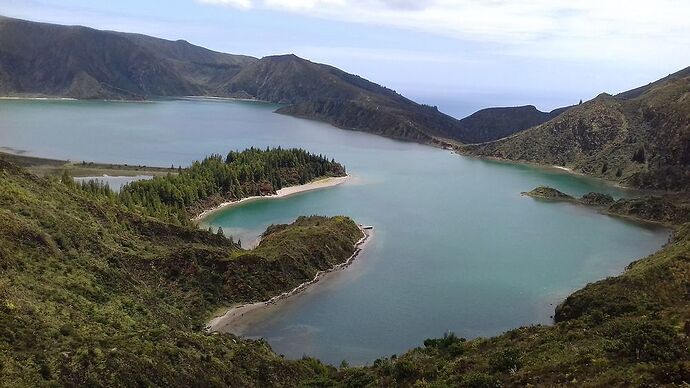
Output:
top-left (453, 151), bottom-right (673, 196)
top-left (192, 175), bottom-right (349, 222)
top-left (179, 95), bottom-right (274, 104)
top-left (0, 150), bottom-right (177, 178)
top-left (0, 95), bottom-right (273, 104)
top-left (0, 96), bottom-right (152, 103)
top-left (0, 96), bottom-right (78, 101)
top-left (206, 225), bottom-right (372, 333)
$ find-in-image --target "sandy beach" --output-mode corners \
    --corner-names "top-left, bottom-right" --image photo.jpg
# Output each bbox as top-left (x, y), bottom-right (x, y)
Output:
top-left (192, 175), bottom-right (349, 221)
top-left (206, 225), bottom-right (371, 333)
top-left (551, 165), bottom-right (574, 173)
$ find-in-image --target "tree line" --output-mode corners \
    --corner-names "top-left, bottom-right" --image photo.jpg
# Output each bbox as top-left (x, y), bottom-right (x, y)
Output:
top-left (68, 147), bottom-right (345, 225)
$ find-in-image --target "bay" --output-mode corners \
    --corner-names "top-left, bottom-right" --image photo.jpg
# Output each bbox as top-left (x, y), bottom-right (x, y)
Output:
top-left (0, 98), bottom-right (669, 365)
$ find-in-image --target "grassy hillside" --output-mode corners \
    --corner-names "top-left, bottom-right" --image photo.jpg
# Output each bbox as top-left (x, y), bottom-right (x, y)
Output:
top-left (4, 152), bottom-right (688, 386)
top-left (219, 54), bottom-right (461, 142)
top-left (0, 16), bottom-right (254, 99)
top-left (0, 159), bottom-right (362, 386)
top-left (462, 67), bottom-right (690, 191)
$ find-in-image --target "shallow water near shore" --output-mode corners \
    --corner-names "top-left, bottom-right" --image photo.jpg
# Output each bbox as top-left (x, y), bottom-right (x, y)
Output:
top-left (0, 98), bottom-right (671, 365)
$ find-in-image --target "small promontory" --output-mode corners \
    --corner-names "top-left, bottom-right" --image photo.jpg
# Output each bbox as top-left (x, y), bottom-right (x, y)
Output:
top-left (521, 186), bottom-right (575, 201)
top-left (523, 186), bottom-right (690, 225)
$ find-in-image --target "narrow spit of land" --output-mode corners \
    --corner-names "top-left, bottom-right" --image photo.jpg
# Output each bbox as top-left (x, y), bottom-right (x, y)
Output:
top-left (206, 225), bottom-right (372, 333)
top-left (0, 150), bottom-right (177, 177)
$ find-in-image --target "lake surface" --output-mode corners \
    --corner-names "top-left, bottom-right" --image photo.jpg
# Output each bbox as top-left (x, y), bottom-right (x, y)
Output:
top-left (0, 98), bottom-right (670, 365)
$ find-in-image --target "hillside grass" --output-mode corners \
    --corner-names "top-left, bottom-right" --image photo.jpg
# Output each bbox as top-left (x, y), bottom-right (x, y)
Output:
top-left (0, 160), bottom-right (360, 387)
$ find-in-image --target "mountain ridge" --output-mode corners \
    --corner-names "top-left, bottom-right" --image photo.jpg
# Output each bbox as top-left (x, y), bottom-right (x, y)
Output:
top-left (461, 66), bottom-right (690, 191)
top-left (0, 15), bottom-right (566, 145)
top-left (455, 104), bottom-right (571, 144)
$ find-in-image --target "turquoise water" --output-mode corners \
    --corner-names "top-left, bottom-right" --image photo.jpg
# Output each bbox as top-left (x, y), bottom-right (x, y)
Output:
top-left (0, 98), bottom-right (670, 365)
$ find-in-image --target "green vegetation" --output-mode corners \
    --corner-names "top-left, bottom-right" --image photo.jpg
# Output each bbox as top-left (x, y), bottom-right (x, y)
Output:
top-left (0, 158), bottom-right (361, 386)
top-left (524, 186), bottom-right (690, 226)
top-left (74, 147), bottom-right (345, 224)
top-left (454, 105), bottom-right (570, 144)
top-left (607, 195), bottom-right (690, 225)
top-left (521, 186), bottom-right (575, 201)
top-left (580, 192), bottom-right (615, 206)
top-left (463, 66), bottom-right (690, 191)
top-left (4, 155), bottom-right (689, 386)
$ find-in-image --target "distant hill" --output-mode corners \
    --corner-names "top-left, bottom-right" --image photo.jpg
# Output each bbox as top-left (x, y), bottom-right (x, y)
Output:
top-left (454, 105), bottom-right (570, 144)
top-left (0, 15), bottom-right (567, 145)
top-left (0, 16), bottom-right (254, 99)
top-left (462, 67), bottom-right (690, 191)
top-left (218, 54), bottom-right (464, 142)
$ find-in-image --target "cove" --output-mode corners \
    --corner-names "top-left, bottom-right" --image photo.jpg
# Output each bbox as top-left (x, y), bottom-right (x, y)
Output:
top-left (0, 98), bottom-right (670, 365)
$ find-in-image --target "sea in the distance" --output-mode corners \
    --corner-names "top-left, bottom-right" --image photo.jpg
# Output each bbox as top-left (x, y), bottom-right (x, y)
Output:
top-left (0, 98), bottom-right (670, 365)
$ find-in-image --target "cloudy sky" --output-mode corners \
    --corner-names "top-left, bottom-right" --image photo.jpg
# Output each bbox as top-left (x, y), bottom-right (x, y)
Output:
top-left (2, 0), bottom-right (689, 116)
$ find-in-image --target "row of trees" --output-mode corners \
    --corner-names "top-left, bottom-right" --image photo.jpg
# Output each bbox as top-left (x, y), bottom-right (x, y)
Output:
top-left (72, 147), bottom-right (346, 225)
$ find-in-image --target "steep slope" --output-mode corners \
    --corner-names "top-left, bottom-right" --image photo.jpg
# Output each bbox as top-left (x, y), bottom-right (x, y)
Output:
top-left (616, 66), bottom-right (690, 100)
top-left (0, 16), bottom-right (256, 99)
top-left (218, 54), bottom-right (464, 142)
top-left (454, 105), bottom-right (570, 144)
top-left (0, 158), bottom-right (363, 386)
top-left (462, 67), bottom-right (690, 191)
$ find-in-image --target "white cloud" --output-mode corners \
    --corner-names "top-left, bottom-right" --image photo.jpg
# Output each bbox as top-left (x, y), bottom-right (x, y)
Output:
top-left (195, 0), bottom-right (690, 65)
top-left (197, 0), bottom-right (253, 9)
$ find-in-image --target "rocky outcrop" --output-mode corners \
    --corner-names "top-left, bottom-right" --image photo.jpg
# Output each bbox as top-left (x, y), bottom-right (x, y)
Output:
top-left (521, 186), bottom-right (575, 201)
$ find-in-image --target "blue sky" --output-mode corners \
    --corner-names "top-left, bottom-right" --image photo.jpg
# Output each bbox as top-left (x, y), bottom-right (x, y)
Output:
top-left (2, 0), bottom-right (689, 117)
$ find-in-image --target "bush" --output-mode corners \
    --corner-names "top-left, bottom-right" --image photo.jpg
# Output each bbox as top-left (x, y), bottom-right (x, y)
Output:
top-left (393, 359), bottom-right (418, 381)
top-left (423, 332), bottom-right (466, 357)
top-left (489, 348), bottom-right (522, 373)
top-left (460, 372), bottom-right (497, 387)
top-left (612, 320), bottom-right (683, 362)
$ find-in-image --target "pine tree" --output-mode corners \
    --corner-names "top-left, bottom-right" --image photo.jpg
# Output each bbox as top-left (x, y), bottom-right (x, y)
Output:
top-left (61, 170), bottom-right (74, 187)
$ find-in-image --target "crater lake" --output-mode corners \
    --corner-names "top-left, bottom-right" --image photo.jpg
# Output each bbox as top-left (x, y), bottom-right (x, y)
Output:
top-left (0, 98), bottom-right (670, 365)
